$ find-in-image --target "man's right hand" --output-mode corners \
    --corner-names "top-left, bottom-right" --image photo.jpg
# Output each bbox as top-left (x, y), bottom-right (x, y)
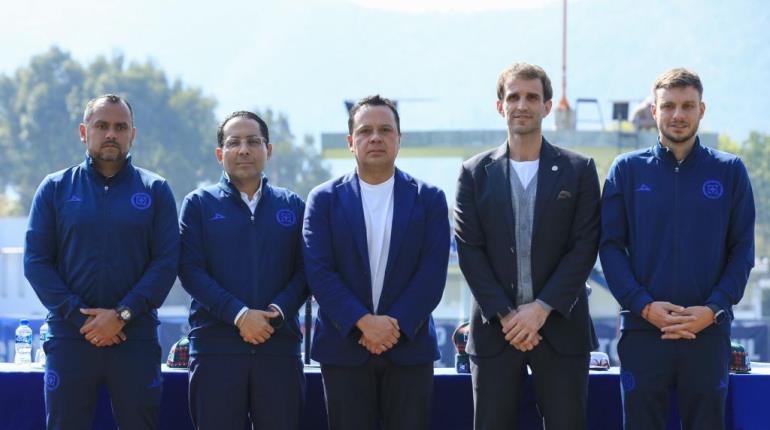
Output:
top-left (80, 311), bottom-right (127, 347)
top-left (237, 309), bottom-right (278, 345)
top-left (641, 301), bottom-right (697, 339)
top-left (500, 308), bottom-right (543, 352)
top-left (356, 314), bottom-right (400, 355)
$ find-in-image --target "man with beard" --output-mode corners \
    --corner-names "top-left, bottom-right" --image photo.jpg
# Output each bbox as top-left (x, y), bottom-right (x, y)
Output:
top-left (24, 94), bottom-right (180, 430)
top-left (600, 68), bottom-right (755, 430)
top-left (454, 63), bottom-right (600, 429)
top-left (178, 111), bottom-right (307, 430)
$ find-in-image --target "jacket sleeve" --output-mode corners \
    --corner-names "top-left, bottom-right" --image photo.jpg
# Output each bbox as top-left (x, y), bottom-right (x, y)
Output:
top-left (454, 163), bottom-right (515, 322)
top-left (599, 159), bottom-right (654, 315)
top-left (270, 197), bottom-right (310, 319)
top-left (707, 159), bottom-right (755, 316)
top-left (117, 180), bottom-right (180, 318)
top-left (536, 158), bottom-right (601, 317)
top-left (178, 193), bottom-right (247, 324)
top-left (303, 188), bottom-right (370, 337)
top-left (23, 178), bottom-right (90, 329)
top-left (386, 189), bottom-right (450, 340)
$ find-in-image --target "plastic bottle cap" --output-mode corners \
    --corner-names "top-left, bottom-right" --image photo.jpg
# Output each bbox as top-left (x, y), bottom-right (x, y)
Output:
top-left (20, 319), bottom-right (29, 325)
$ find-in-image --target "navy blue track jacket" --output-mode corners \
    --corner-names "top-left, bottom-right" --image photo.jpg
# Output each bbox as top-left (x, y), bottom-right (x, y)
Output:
top-left (178, 176), bottom-right (308, 356)
top-left (24, 156), bottom-right (180, 340)
top-left (600, 139), bottom-right (755, 334)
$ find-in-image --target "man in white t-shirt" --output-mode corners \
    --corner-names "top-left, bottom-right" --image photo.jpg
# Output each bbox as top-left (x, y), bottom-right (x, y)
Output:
top-left (303, 95), bottom-right (450, 430)
top-left (454, 63), bottom-right (601, 429)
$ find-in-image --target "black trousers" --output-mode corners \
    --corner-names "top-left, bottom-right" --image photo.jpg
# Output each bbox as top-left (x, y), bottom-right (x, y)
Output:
top-left (44, 338), bottom-right (163, 430)
top-left (188, 353), bottom-right (305, 430)
top-left (320, 356), bottom-right (434, 430)
top-left (618, 330), bottom-right (730, 430)
top-left (470, 339), bottom-right (590, 430)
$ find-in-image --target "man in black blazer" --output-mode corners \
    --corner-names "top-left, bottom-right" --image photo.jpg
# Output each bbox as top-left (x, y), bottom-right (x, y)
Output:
top-left (454, 63), bottom-right (600, 430)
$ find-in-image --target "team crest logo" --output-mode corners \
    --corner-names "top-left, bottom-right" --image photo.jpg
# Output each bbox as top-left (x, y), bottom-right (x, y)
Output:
top-left (130, 192), bottom-right (152, 210)
top-left (276, 209), bottom-right (296, 227)
top-left (45, 370), bottom-right (60, 391)
top-left (702, 180), bottom-right (723, 199)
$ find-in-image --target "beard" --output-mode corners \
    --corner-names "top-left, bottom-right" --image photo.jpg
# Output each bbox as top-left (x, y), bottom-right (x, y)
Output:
top-left (91, 141), bottom-right (127, 162)
top-left (660, 123), bottom-right (698, 144)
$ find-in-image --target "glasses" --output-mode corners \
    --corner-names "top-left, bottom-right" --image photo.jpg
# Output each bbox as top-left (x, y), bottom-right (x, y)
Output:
top-left (223, 136), bottom-right (267, 150)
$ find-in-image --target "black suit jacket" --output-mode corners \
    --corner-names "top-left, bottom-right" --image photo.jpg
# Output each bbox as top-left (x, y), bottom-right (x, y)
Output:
top-left (454, 139), bottom-right (600, 357)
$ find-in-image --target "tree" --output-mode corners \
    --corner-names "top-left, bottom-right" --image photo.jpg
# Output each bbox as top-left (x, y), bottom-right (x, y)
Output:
top-left (0, 47), bottom-right (220, 211)
top-left (718, 134), bottom-right (739, 155)
top-left (258, 109), bottom-right (331, 200)
top-left (739, 132), bottom-right (770, 257)
top-left (0, 47), bottom-right (331, 211)
top-left (80, 55), bottom-right (221, 200)
top-left (0, 47), bottom-right (86, 211)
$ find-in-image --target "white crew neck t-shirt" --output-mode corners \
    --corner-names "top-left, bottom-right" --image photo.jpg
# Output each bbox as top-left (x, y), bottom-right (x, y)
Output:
top-left (359, 175), bottom-right (395, 313)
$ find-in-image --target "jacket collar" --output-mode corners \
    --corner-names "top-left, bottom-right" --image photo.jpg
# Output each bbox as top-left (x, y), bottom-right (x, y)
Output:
top-left (336, 167), bottom-right (417, 307)
top-left (82, 153), bottom-right (133, 184)
top-left (652, 136), bottom-right (704, 164)
top-left (218, 173), bottom-right (269, 200)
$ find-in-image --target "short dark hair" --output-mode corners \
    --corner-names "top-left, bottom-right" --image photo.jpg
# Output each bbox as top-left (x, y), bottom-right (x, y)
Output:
top-left (347, 94), bottom-right (401, 135)
top-left (83, 94), bottom-right (134, 124)
top-left (652, 68), bottom-right (703, 101)
top-left (217, 111), bottom-right (270, 147)
top-left (496, 63), bottom-right (553, 102)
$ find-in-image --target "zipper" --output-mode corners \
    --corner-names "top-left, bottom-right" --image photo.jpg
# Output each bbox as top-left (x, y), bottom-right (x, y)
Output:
top-left (673, 161), bottom-right (680, 302)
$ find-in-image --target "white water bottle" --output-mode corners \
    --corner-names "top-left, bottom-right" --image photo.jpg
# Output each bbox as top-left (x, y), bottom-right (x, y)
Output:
top-left (14, 319), bottom-right (33, 365)
top-left (35, 322), bottom-right (49, 364)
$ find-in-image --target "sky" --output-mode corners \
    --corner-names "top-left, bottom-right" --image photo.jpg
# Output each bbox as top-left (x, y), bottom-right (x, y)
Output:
top-left (1, 0), bottom-right (768, 144)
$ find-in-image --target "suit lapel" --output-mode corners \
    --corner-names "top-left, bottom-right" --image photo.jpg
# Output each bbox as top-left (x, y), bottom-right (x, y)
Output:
top-left (384, 168), bottom-right (416, 282)
top-left (336, 172), bottom-right (370, 266)
top-left (533, 138), bottom-right (564, 236)
top-left (484, 143), bottom-right (516, 245)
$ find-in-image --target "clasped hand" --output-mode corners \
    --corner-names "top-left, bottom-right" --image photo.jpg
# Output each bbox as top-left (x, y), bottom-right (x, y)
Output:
top-left (500, 302), bottom-right (550, 352)
top-left (79, 308), bottom-right (127, 347)
top-left (237, 309), bottom-right (280, 345)
top-left (356, 314), bottom-right (400, 355)
top-left (641, 302), bottom-right (714, 340)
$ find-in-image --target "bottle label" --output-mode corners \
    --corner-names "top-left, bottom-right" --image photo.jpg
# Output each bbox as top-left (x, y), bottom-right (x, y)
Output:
top-left (15, 334), bottom-right (32, 343)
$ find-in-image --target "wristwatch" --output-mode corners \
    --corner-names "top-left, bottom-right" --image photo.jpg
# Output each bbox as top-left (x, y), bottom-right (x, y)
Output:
top-left (706, 304), bottom-right (727, 325)
top-left (115, 305), bottom-right (133, 323)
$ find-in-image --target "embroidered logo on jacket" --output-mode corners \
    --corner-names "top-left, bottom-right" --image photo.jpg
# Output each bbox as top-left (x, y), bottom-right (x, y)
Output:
top-left (130, 192), bottom-right (152, 210)
top-left (276, 209), bottom-right (296, 227)
top-left (209, 213), bottom-right (226, 221)
top-left (702, 180), bottom-right (724, 199)
top-left (635, 184), bottom-right (652, 192)
top-left (45, 370), bottom-right (60, 391)
top-left (66, 195), bottom-right (83, 203)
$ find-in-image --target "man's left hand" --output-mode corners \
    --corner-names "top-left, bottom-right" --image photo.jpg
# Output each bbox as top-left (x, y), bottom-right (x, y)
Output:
top-left (80, 308), bottom-right (127, 347)
top-left (660, 306), bottom-right (714, 340)
top-left (505, 302), bottom-right (550, 351)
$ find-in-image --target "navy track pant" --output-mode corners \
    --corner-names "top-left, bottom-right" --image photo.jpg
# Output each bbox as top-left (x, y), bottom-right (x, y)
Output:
top-left (43, 338), bottom-right (163, 430)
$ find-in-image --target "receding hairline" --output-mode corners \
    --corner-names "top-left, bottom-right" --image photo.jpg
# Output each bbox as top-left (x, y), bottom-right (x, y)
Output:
top-left (82, 96), bottom-right (133, 124)
top-left (222, 115), bottom-right (263, 133)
